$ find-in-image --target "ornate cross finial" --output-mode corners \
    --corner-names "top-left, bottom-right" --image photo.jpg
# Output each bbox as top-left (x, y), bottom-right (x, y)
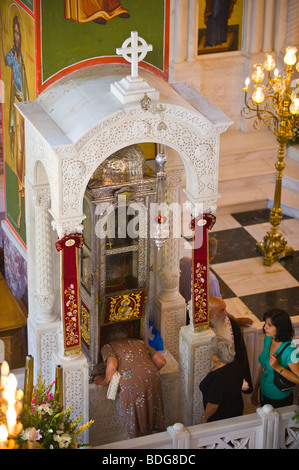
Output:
top-left (111, 31), bottom-right (159, 104)
top-left (116, 31), bottom-right (153, 79)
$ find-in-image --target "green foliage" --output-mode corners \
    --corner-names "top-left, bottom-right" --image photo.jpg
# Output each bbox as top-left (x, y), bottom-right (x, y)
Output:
top-left (17, 372), bottom-right (93, 449)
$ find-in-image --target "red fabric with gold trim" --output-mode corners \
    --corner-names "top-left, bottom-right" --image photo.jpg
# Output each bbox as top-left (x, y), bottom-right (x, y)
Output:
top-left (55, 233), bottom-right (84, 355)
top-left (190, 214), bottom-right (216, 328)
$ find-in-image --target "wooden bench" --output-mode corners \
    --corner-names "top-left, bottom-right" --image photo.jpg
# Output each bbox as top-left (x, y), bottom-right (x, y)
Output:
top-left (0, 273), bottom-right (27, 369)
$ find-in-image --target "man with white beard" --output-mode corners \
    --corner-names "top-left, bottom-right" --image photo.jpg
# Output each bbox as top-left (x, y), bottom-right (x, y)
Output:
top-left (209, 296), bottom-right (253, 394)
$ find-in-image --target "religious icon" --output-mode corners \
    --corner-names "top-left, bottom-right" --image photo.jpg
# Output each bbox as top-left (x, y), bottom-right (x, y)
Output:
top-left (198, 0), bottom-right (241, 55)
top-left (104, 289), bottom-right (147, 324)
top-left (204, 0), bottom-right (236, 47)
top-left (64, 0), bottom-right (130, 25)
top-left (0, 6), bottom-right (29, 230)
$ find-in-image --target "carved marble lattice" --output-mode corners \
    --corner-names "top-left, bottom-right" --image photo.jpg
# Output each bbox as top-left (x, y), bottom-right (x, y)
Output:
top-left (64, 369), bottom-right (86, 423)
top-left (283, 427), bottom-right (299, 449)
top-left (40, 331), bottom-right (58, 385)
top-left (193, 343), bottom-right (211, 423)
top-left (25, 104), bottom-right (228, 224)
top-left (179, 332), bottom-right (191, 424)
top-left (197, 433), bottom-right (253, 449)
top-left (163, 309), bottom-right (184, 362)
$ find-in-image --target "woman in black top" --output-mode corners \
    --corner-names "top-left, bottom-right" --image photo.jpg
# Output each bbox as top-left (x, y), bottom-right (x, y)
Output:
top-left (200, 336), bottom-right (245, 423)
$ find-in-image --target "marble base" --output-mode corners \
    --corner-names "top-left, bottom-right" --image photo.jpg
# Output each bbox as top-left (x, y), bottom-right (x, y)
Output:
top-left (110, 75), bottom-right (159, 104)
top-left (179, 326), bottom-right (214, 427)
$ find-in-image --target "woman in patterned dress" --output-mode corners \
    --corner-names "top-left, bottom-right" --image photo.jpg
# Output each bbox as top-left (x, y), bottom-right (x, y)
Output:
top-left (94, 325), bottom-right (166, 439)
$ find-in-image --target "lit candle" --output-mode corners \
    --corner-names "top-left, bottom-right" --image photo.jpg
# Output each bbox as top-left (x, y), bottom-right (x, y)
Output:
top-left (252, 86), bottom-right (265, 104)
top-left (252, 64), bottom-right (265, 83)
top-left (263, 54), bottom-right (276, 71)
top-left (243, 77), bottom-right (250, 91)
top-left (1, 361), bottom-right (9, 388)
top-left (0, 424), bottom-right (8, 449)
top-left (6, 406), bottom-right (16, 436)
top-left (290, 97), bottom-right (299, 114)
top-left (4, 373), bottom-right (17, 406)
top-left (284, 46), bottom-right (297, 66)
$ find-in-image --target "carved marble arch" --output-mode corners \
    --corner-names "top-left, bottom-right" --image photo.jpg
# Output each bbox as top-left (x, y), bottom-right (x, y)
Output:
top-left (34, 160), bottom-right (49, 186)
top-left (54, 103), bottom-right (227, 230)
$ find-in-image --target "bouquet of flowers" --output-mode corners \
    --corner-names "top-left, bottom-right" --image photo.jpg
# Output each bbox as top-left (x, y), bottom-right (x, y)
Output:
top-left (17, 372), bottom-right (93, 449)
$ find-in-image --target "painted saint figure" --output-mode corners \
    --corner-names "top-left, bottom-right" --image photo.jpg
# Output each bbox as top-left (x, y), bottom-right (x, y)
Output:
top-left (64, 0), bottom-right (130, 25)
top-left (204, 0), bottom-right (236, 47)
top-left (0, 12), bottom-right (29, 230)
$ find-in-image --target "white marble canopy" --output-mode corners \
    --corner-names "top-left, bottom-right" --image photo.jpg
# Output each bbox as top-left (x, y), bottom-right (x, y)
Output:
top-left (15, 63), bottom-right (232, 437)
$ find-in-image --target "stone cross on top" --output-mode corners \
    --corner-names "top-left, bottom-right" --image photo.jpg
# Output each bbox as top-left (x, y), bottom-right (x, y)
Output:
top-left (116, 31), bottom-right (153, 79)
top-left (111, 31), bottom-right (159, 104)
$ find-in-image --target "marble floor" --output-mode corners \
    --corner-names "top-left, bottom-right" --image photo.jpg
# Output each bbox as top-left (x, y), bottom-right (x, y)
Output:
top-left (181, 208), bottom-right (299, 325)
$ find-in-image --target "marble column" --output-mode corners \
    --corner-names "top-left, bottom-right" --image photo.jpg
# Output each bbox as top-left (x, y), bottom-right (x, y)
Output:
top-left (33, 186), bottom-right (56, 323)
top-left (172, 0), bottom-right (189, 64)
top-left (155, 168), bottom-right (186, 362)
top-left (263, 0), bottom-right (276, 52)
top-left (187, 0), bottom-right (199, 62)
top-left (27, 185), bottom-right (60, 385)
top-left (50, 217), bottom-right (90, 442)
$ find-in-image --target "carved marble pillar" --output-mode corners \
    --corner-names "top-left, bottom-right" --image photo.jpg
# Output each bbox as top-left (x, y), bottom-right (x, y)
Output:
top-left (50, 217), bottom-right (89, 441)
top-left (179, 326), bottom-right (215, 426)
top-left (33, 186), bottom-right (56, 323)
top-left (155, 168), bottom-right (186, 362)
top-left (27, 185), bottom-right (60, 385)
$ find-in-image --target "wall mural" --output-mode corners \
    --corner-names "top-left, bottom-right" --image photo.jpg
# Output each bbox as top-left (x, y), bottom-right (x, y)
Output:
top-left (0, 0), bottom-right (36, 245)
top-left (39, 0), bottom-right (169, 92)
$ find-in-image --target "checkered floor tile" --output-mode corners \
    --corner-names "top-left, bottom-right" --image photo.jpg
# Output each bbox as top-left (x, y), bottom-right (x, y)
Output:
top-left (209, 209), bottom-right (299, 322)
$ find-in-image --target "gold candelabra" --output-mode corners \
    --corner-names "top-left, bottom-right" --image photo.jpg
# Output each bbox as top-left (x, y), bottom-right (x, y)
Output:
top-left (241, 47), bottom-right (299, 265)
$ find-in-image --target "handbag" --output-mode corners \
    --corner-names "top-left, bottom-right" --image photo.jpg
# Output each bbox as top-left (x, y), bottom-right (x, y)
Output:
top-left (272, 343), bottom-right (296, 392)
top-left (106, 370), bottom-right (121, 400)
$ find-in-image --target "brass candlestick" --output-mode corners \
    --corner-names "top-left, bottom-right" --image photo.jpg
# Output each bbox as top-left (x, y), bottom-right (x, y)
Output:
top-left (241, 48), bottom-right (299, 265)
top-left (23, 355), bottom-right (34, 406)
top-left (55, 365), bottom-right (63, 412)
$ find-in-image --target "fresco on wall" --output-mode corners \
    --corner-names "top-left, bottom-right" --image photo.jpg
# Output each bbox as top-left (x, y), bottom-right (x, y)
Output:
top-left (39, 0), bottom-right (169, 92)
top-left (64, 0), bottom-right (131, 25)
top-left (0, 0), bottom-right (36, 245)
top-left (198, 0), bottom-right (243, 55)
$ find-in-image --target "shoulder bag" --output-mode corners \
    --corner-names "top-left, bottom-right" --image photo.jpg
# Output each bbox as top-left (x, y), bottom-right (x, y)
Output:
top-left (273, 342), bottom-right (296, 392)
